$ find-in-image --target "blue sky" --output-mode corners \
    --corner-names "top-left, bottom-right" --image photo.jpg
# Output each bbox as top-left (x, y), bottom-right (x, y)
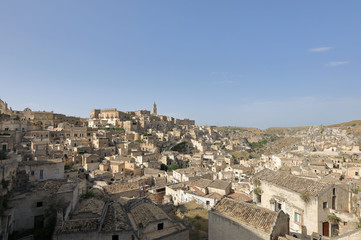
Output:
top-left (1, 1), bottom-right (360, 129)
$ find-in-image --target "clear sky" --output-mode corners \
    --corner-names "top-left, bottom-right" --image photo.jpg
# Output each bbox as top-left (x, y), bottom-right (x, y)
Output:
top-left (1, 1), bottom-right (360, 129)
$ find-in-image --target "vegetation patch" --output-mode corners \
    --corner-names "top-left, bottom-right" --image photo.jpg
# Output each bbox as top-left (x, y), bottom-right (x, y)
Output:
top-left (169, 164), bottom-right (180, 171)
top-left (300, 192), bottom-right (311, 203)
top-left (327, 213), bottom-right (341, 224)
top-left (81, 191), bottom-right (95, 199)
top-left (253, 187), bottom-right (263, 195)
top-left (172, 201), bottom-right (209, 240)
top-left (171, 142), bottom-right (188, 153)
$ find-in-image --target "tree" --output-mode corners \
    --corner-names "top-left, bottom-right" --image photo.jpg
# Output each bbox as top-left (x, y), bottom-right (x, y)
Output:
top-left (169, 164), bottom-right (180, 171)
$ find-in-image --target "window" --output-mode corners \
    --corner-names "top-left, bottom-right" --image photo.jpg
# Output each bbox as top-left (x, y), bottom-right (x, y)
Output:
top-left (37, 202), bottom-right (43, 207)
top-left (356, 172), bottom-right (359, 176)
top-left (4, 128), bottom-right (9, 131)
top-left (206, 201), bottom-right (210, 206)
top-left (333, 188), bottom-right (336, 195)
top-left (40, 170), bottom-right (44, 179)
top-left (31, 170), bottom-right (35, 176)
top-left (157, 223), bottom-right (164, 230)
top-left (276, 202), bottom-right (282, 211)
top-left (112, 235), bottom-right (119, 240)
top-left (56, 169), bottom-right (59, 174)
top-left (295, 212), bottom-right (302, 223)
top-left (323, 202), bottom-right (328, 209)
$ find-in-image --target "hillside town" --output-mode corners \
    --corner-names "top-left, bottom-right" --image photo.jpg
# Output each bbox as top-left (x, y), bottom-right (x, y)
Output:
top-left (1, 98), bottom-right (361, 240)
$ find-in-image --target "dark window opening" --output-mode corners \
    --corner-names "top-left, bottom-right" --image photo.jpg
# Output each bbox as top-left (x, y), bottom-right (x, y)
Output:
top-left (275, 202), bottom-right (282, 211)
top-left (323, 202), bottom-right (328, 209)
top-left (112, 235), bottom-right (119, 240)
top-left (37, 201), bottom-right (43, 207)
top-left (158, 223), bottom-right (164, 230)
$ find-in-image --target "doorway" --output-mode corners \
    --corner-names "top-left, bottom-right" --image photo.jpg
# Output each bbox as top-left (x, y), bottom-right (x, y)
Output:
top-left (323, 222), bottom-right (329, 237)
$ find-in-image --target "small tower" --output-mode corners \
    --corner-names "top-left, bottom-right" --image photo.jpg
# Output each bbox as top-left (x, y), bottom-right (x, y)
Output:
top-left (152, 102), bottom-right (157, 115)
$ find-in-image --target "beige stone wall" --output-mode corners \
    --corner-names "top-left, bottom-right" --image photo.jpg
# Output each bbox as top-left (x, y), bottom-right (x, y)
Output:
top-left (259, 181), bottom-right (319, 235)
top-left (318, 186), bottom-right (351, 235)
top-left (22, 161), bottom-right (64, 181)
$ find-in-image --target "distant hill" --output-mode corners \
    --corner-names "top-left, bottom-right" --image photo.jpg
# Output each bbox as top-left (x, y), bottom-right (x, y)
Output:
top-left (215, 126), bottom-right (263, 134)
top-left (328, 120), bottom-right (361, 128)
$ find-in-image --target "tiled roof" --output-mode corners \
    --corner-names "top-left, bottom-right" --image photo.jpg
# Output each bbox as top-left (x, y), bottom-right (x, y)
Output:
top-left (208, 180), bottom-right (231, 190)
top-left (104, 182), bottom-right (139, 194)
top-left (127, 198), bottom-right (168, 228)
top-left (58, 219), bottom-right (99, 233)
top-left (213, 198), bottom-right (278, 234)
top-left (73, 198), bottom-right (105, 217)
top-left (255, 169), bottom-right (330, 196)
top-left (228, 193), bottom-right (252, 202)
top-left (192, 178), bottom-right (212, 189)
top-left (101, 201), bottom-right (131, 232)
top-left (206, 192), bottom-right (222, 200)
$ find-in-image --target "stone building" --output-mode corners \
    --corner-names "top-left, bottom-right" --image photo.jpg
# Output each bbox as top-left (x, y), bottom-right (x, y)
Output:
top-left (19, 159), bottom-right (64, 181)
top-left (152, 102), bottom-right (157, 116)
top-left (55, 197), bottom-right (188, 240)
top-left (253, 169), bottom-right (351, 237)
top-left (0, 99), bottom-right (12, 115)
top-left (125, 197), bottom-right (188, 240)
top-left (209, 197), bottom-right (289, 240)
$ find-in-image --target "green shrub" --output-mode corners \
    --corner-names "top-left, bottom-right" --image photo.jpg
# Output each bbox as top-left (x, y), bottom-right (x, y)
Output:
top-left (328, 213), bottom-right (341, 224)
top-left (300, 192), bottom-right (311, 203)
top-left (81, 191), bottom-right (95, 199)
top-left (169, 164), bottom-right (180, 171)
top-left (253, 179), bottom-right (261, 186)
top-left (254, 188), bottom-right (263, 195)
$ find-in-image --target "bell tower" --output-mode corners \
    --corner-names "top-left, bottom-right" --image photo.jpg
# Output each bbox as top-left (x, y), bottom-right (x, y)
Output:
top-left (152, 102), bottom-right (157, 115)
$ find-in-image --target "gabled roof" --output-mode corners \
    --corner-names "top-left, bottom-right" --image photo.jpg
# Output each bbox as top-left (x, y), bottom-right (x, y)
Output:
top-left (254, 169), bottom-right (330, 196)
top-left (125, 198), bottom-right (169, 228)
top-left (104, 182), bottom-right (140, 194)
top-left (191, 178), bottom-right (212, 189)
top-left (213, 198), bottom-right (278, 234)
top-left (208, 179), bottom-right (231, 190)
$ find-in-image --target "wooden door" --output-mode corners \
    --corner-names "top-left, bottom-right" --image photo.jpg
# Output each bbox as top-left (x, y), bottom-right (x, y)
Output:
top-left (323, 222), bottom-right (330, 237)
